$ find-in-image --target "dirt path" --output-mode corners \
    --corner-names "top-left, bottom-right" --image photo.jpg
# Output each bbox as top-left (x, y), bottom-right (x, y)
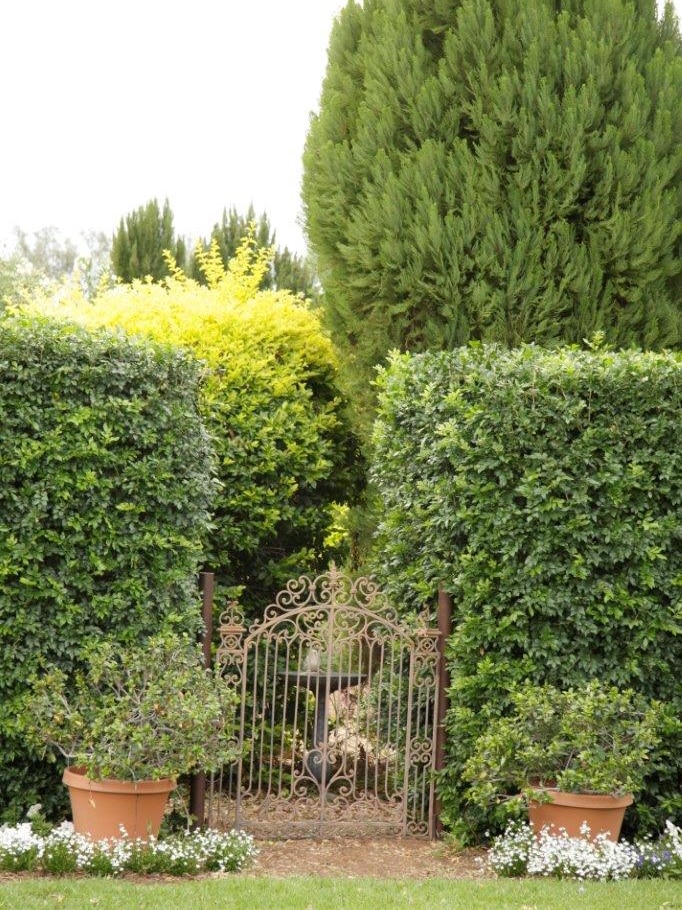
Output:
top-left (246, 837), bottom-right (490, 879)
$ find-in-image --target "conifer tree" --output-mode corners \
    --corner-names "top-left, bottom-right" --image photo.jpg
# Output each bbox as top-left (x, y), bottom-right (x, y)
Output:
top-left (111, 198), bottom-right (186, 283)
top-left (303, 0), bottom-right (682, 408)
top-left (189, 205), bottom-right (319, 300)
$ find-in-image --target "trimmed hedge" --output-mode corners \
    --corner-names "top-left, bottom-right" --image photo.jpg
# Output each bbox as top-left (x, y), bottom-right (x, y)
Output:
top-left (372, 345), bottom-right (681, 839)
top-left (0, 314), bottom-right (217, 820)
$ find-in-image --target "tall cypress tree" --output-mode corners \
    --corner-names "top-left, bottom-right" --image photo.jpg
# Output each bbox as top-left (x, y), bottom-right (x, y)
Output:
top-left (303, 0), bottom-right (681, 409)
top-left (188, 205), bottom-right (319, 300)
top-left (111, 198), bottom-right (186, 283)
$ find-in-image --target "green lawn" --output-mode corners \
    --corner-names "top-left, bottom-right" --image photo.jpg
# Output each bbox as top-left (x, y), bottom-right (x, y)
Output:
top-left (0, 876), bottom-right (680, 910)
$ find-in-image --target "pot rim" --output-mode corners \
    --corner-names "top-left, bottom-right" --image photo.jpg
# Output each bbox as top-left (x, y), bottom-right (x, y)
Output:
top-left (63, 765), bottom-right (176, 794)
top-left (529, 786), bottom-right (633, 809)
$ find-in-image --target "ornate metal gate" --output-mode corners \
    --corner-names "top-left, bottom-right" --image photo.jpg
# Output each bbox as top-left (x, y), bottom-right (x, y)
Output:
top-left (207, 568), bottom-right (441, 838)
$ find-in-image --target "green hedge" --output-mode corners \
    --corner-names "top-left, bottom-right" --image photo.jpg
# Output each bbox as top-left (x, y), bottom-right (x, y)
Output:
top-left (372, 345), bottom-right (681, 839)
top-left (0, 315), bottom-right (217, 821)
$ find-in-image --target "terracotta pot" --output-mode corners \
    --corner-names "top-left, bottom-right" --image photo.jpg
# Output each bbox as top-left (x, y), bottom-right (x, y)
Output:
top-left (528, 788), bottom-right (633, 842)
top-left (63, 766), bottom-right (176, 841)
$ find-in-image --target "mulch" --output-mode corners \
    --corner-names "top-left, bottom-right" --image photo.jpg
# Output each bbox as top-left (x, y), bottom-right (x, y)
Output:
top-left (245, 837), bottom-right (491, 879)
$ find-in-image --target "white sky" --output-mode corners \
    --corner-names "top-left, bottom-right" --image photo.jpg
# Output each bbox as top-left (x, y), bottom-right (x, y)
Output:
top-left (0, 0), bottom-right (679, 258)
top-left (0, 0), bottom-right (346, 256)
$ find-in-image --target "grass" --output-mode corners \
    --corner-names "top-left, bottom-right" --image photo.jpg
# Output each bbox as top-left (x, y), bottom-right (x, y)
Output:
top-left (0, 876), bottom-right (680, 909)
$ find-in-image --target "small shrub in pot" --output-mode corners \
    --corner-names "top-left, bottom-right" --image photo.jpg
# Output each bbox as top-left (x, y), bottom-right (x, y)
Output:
top-left (23, 634), bottom-right (238, 838)
top-left (463, 681), bottom-right (663, 839)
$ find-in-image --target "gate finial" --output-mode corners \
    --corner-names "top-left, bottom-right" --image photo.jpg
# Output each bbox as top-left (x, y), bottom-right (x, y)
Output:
top-left (328, 561), bottom-right (341, 586)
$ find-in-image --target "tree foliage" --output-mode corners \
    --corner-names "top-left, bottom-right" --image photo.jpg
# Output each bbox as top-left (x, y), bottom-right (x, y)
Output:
top-left (371, 344), bottom-right (682, 839)
top-left (303, 0), bottom-right (682, 409)
top-left (1, 229), bottom-right (111, 308)
top-left (23, 633), bottom-right (238, 782)
top-left (188, 205), bottom-right (319, 300)
top-left (12, 227), bottom-right (78, 280)
top-left (0, 254), bottom-right (41, 312)
top-left (111, 198), bottom-right (186, 282)
top-left (28, 230), bottom-right (362, 613)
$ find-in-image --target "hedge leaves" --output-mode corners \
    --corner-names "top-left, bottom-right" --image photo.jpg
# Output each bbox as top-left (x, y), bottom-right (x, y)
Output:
top-left (0, 314), bottom-right (217, 819)
top-left (372, 345), bottom-right (681, 837)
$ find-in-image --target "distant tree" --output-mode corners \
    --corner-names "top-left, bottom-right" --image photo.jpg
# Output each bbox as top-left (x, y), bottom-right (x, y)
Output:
top-left (111, 198), bottom-right (186, 283)
top-left (189, 205), bottom-right (319, 300)
top-left (3, 229), bottom-right (112, 303)
top-left (272, 246), bottom-right (320, 300)
top-left (303, 0), bottom-right (682, 412)
top-left (13, 227), bottom-right (78, 280)
top-left (76, 230), bottom-right (112, 298)
top-left (0, 253), bottom-right (41, 312)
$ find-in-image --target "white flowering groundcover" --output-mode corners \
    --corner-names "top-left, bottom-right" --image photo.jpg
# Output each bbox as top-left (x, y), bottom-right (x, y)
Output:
top-left (489, 820), bottom-right (682, 881)
top-left (0, 818), bottom-right (258, 876)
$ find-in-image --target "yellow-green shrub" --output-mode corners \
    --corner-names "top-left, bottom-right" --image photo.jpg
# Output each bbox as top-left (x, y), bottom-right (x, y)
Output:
top-left (27, 234), bottom-right (362, 609)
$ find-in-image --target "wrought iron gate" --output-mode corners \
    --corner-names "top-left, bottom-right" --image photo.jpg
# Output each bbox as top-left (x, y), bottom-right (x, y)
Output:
top-left (207, 568), bottom-right (441, 838)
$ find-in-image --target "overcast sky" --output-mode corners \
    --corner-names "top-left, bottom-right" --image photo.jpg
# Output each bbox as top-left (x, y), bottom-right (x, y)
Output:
top-left (0, 0), bottom-right (346, 256)
top-left (0, 0), bottom-right (678, 257)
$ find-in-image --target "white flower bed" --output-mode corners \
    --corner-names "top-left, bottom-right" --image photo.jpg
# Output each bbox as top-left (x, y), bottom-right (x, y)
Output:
top-left (0, 819), bottom-right (258, 876)
top-left (489, 820), bottom-right (682, 881)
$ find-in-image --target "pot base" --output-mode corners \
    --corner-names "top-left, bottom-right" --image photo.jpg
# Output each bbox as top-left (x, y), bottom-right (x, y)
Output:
top-left (63, 766), bottom-right (176, 841)
top-left (529, 789), bottom-right (633, 842)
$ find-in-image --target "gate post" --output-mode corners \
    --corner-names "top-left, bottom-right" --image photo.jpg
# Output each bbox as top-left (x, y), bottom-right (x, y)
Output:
top-left (433, 587), bottom-right (452, 838)
top-left (189, 571), bottom-right (214, 829)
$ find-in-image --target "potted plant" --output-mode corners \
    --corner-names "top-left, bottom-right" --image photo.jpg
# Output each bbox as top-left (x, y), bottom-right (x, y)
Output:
top-left (23, 633), bottom-right (238, 841)
top-left (463, 680), bottom-right (662, 841)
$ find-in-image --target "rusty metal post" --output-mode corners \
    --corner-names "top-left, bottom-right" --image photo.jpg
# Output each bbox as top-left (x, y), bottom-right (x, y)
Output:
top-left (433, 587), bottom-right (452, 838)
top-left (199, 571), bottom-right (214, 668)
top-left (189, 571), bottom-right (214, 829)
